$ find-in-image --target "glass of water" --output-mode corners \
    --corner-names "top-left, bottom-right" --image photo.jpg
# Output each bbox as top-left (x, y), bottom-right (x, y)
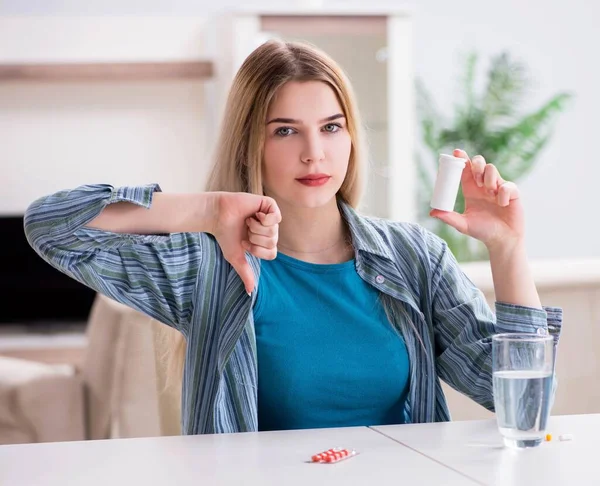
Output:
top-left (492, 333), bottom-right (554, 449)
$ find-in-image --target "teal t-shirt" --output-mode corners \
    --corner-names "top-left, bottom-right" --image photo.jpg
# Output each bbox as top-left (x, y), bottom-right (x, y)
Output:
top-left (254, 252), bottom-right (410, 431)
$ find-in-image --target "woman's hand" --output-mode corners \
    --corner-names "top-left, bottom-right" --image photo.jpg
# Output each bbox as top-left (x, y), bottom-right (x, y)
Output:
top-left (211, 192), bottom-right (281, 294)
top-left (430, 149), bottom-right (524, 251)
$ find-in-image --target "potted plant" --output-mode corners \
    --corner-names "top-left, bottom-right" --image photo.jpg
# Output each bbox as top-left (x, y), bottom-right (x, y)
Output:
top-left (416, 51), bottom-right (573, 261)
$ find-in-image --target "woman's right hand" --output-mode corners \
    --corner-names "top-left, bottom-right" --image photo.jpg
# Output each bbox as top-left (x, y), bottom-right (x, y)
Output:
top-left (210, 192), bottom-right (281, 294)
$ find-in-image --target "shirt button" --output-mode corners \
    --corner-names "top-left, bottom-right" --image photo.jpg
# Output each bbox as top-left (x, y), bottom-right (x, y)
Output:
top-left (376, 275), bottom-right (385, 284)
top-left (536, 328), bottom-right (548, 336)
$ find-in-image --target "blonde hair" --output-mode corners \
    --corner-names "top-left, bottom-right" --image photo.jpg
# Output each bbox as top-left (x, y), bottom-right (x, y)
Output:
top-left (163, 38), bottom-right (368, 398)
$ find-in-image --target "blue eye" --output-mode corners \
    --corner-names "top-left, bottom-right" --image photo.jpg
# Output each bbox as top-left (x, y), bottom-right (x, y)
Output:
top-left (275, 127), bottom-right (295, 137)
top-left (323, 123), bottom-right (342, 133)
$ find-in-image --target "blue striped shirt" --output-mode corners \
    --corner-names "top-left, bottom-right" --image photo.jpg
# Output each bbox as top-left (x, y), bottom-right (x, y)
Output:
top-left (23, 183), bottom-right (563, 435)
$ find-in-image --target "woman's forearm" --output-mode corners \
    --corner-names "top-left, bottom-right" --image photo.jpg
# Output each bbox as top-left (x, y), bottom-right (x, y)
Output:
top-left (87, 192), bottom-right (217, 235)
top-left (487, 239), bottom-right (542, 309)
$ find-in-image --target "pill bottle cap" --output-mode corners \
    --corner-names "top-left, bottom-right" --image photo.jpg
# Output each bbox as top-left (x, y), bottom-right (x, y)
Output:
top-left (439, 153), bottom-right (467, 168)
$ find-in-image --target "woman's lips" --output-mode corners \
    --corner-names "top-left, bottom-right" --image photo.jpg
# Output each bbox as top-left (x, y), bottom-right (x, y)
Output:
top-left (296, 175), bottom-right (331, 187)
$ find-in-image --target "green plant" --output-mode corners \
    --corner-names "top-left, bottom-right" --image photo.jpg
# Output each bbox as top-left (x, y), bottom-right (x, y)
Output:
top-left (416, 51), bottom-right (573, 262)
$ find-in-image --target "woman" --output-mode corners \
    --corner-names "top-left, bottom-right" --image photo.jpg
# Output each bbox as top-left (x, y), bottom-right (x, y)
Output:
top-left (24, 39), bottom-right (562, 435)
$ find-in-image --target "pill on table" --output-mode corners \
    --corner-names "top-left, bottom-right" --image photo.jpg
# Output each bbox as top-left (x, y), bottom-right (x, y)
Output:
top-left (311, 448), bottom-right (336, 462)
top-left (311, 448), bottom-right (355, 463)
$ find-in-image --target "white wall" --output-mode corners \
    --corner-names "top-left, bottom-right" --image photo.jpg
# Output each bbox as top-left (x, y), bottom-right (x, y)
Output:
top-left (0, 17), bottom-right (212, 214)
top-left (1, 0), bottom-right (597, 260)
top-left (2, 81), bottom-right (208, 213)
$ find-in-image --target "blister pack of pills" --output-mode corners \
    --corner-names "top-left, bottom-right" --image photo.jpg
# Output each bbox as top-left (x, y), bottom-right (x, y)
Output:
top-left (310, 447), bottom-right (358, 464)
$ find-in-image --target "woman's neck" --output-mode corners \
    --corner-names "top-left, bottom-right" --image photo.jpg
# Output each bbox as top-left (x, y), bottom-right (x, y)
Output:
top-left (276, 198), bottom-right (353, 264)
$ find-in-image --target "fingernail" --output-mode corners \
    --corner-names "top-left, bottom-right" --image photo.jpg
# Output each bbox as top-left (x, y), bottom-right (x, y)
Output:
top-left (247, 291), bottom-right (252, 297)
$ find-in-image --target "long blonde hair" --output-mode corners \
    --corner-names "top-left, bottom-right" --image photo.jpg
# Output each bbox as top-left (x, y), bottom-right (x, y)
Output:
top-left (163, 38), bottom-right (368, 397)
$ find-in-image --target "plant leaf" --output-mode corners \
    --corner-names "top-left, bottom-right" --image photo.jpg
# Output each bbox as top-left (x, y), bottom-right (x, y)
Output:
top-left (455, 51), bottom-right (479, 119)
top-left (482, 52), bottom-right (528, 122)
top-left (486, 92), bottom-right (573, 181)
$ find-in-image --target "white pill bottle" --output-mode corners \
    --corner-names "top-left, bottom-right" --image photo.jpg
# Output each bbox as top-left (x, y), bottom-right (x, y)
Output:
top-left (430, 154), bottom-right (468, 212)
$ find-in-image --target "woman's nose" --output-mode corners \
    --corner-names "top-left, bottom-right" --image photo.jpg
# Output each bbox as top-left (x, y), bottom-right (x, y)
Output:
top-left (300, 133), bottom-right (325, 164)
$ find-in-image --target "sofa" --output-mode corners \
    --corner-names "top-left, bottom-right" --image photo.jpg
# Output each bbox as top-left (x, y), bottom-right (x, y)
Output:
top-left (0, 293), bottom-right (181, 445)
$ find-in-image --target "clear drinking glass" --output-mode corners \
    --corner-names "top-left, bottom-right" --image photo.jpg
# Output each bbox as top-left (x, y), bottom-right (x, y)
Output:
top-left (492, 333), bottom-right (554, 449)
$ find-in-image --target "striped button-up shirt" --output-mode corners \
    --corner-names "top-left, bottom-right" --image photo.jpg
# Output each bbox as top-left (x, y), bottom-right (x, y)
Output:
top-left (24, 183), bottom-right (562, 435)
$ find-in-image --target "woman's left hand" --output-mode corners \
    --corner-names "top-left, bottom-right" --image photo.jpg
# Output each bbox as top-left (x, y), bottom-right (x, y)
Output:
top-left (429, 149), bottom-right (524, 250)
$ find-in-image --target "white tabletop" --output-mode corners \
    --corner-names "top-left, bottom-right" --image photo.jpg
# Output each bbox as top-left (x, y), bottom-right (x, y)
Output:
top-left (373, 414), bottom-right (600, 486)
top-left (0, 425), bottom-right (478, 486)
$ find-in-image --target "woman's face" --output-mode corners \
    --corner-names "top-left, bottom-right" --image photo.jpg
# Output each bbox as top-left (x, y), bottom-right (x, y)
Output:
top-left (262, 80), bottom-right (352, 209)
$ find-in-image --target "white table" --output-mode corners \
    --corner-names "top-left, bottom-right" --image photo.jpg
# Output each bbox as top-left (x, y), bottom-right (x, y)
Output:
top-left (373, 414), bottom-right (599, 486)
top-left (0, 425), bottom-right (478, 486)
top-left (3, 415), bottom-right (597, 486)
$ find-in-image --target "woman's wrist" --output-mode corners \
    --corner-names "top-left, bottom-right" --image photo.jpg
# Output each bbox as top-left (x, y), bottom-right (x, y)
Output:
top-left (194, 192), bottom-right (221, 235)
top-left (485, 235), bottom-right (526, 260)
top-left (487, 236), bottom-right (542, 309)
